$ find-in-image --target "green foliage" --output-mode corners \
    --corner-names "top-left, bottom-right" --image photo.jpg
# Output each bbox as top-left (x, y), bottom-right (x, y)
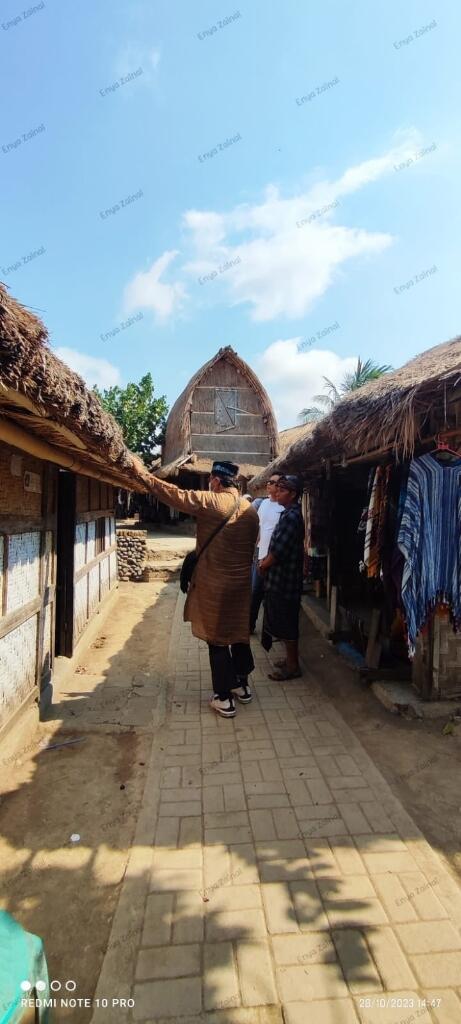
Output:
top-left (342, 357), bottom-right (393, 392)
top-left (299, 357), bottom-right (392, 423)
top-left (94, 373), bottom-right (168, 464)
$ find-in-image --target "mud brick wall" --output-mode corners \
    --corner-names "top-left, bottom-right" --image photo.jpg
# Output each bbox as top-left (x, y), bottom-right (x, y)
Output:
top-left (0, 442), bottom-right (53, 732)
top-left (413, 612), bottom-right (461, 699)
top-left (432, 614), bottom-right (461, 698)
top-left (0, 442), bottom-right (43, 516)
top-left (116, 529), bottom-right (147, 581)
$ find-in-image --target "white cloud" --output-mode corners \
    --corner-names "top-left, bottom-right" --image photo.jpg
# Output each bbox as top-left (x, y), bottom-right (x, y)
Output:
top-left (54, 348), bottom-right (122, 390)
top-left (122, 131), bottom-right (426, 324)
top-left (123, 251), bottom-right (186, 320)
top-left (254, 339), bottom-right (358, 428)
top-left (181, 131), bottom-right (422, 321)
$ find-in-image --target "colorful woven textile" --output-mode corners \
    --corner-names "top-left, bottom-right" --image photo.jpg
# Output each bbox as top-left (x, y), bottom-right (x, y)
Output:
top-left (362, 466), bottom-right (391, 578)
top-left (397, 453), bottom-right (461, 655)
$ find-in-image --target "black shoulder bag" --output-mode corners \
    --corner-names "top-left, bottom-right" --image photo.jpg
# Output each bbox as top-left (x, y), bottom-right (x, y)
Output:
top-left (180, 496), bottom-right (239, 594)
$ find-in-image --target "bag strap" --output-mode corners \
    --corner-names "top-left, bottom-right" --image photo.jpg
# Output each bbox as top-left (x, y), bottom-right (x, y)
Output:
top-left (195, 495), bottom-right (240, 567)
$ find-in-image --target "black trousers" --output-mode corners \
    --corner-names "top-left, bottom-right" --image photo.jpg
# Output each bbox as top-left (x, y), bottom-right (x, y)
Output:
top-left (250, 564), bottom-right (265, 631)
top-left (208, 643), bottom-right (255, 701)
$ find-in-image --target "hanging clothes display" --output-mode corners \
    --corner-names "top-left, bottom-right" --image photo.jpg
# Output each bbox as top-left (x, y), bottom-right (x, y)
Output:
top-left (358, 465), bottom-right (392, 578)
top-left (397, 453), bottom-right (461, 655)
top-left (304, 480), bottom-right (329, 584)
top-left (304, 480), bottom-right (328, 554)
top-left (362, 467), bottom-right (379, 572)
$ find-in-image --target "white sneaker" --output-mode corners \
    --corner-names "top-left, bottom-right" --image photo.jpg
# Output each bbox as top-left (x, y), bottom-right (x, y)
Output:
top-left (231, 682), bottom-right (253, 704)
top-left (209, 695), bottom-right (236, 718)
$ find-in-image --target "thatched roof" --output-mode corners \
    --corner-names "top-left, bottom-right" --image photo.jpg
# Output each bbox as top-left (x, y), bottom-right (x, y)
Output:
top-left (0, 284), bottom-right (152, 490)
top-left (249, 423), bottom-right (316, 490)
top-left (249, 336), bottom-right (461, 488)
top-left (278, 424), bottom-right (312, 452)
top-left (158, 346), bottom-right (279, 479)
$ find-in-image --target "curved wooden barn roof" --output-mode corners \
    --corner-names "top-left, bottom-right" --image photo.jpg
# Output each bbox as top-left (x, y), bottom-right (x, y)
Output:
top-left (158, 346), bottom-right (279, 478)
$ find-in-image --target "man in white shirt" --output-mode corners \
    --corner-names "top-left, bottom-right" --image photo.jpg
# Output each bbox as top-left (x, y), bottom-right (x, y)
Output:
top-left (250, 473), bottom-right (284, 632)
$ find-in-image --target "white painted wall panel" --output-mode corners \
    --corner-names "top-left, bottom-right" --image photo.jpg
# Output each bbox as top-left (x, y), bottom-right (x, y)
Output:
top-left (87, 520), bottom-right (96, 562)
top-left (105, 516), bottom-right (111, 547)
top-left (88, 564), bottom-right (100, 614)
top-left (0, 536), bottom-right (4, 616)
top-left (74, 576), bottom-right (88, 639)
top-left (6, 532), bottom-right (40, 613)
top-left (100, 556), bottom-right (110, 598)
top-left (109, 550), bottom-right (117, 587)
top-left (110, 516), bottom-right (116, 547)
top-left (75, 523), bottom-right (86, 571)
top-left (0, 616), bottom-right (37, 729)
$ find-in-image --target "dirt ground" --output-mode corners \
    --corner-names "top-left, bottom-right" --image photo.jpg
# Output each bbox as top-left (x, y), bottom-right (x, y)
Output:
top-left (1, 528), bottom-right (461, 1020)
top-left (0, 575), bottom-right (178, 1023)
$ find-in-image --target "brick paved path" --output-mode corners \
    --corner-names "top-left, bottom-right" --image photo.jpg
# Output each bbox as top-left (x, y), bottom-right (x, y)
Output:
top-left (94, 595), bottom-right (461, 1024)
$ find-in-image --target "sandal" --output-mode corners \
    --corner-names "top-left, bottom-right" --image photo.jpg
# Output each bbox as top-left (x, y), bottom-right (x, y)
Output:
top-left (268, 667), bottom-right (302, 681)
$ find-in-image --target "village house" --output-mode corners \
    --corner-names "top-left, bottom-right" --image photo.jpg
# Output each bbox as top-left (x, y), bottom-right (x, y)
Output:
top-left (0, 285), bottom-right (152, 739)
top-left (154, 346), bottom-right (279, 512)
top-left (250, 337), bottom-right (461, 700)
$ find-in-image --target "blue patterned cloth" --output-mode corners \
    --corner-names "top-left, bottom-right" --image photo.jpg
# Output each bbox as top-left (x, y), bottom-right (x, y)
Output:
top-left (397, 453), bottom-right (461, 654)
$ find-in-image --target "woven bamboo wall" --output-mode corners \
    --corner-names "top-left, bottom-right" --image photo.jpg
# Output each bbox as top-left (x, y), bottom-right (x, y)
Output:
top-left (73, 474), bottom-right (117, 645)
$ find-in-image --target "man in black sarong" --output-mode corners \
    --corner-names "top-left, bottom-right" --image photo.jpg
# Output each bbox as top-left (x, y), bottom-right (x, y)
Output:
top-left (258, 475), bottom-right (304, 680)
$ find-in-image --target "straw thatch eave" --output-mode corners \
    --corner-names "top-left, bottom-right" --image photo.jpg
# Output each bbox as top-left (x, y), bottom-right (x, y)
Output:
top-left (0, 284), bottom-right (152, 491)
top-left (305, 335), bottom-right (461, 467)
top-left (278, 424), bottom-right (312, 452)
top-left (249, 335), bottom-right (461, 490)
top-left (161, 346), bottom-right (279, 470)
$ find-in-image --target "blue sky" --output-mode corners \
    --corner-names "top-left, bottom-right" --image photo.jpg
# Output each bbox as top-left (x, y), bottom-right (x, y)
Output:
top-left (2, 0), bottom-right (460, 427)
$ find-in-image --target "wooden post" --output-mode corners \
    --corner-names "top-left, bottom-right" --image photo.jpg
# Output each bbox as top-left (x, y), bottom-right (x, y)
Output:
top-left (366, 608), bottom-right (382, 669)
top-left (431, 614), bottom-right (440, 699)
top-left (329, 585), bottom-right (338, 632)
top-left (326, 549), bottom-right (331, 609)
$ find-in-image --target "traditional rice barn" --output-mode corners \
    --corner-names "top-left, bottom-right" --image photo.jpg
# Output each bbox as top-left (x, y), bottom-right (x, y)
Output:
top-left (156, 347), bottom-right (279, 493)
top-left (250, 423), bottom-right (316, 495)
top-left (250, 337), bottom-right (461, 700)
top-left (0, 284), bottom-right (152, 737)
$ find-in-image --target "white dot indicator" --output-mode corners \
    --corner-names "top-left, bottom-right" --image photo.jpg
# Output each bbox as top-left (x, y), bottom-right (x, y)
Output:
top-left (20, 981), bottom-right (31, 992)
top-left (70, 834), bottom-right (80, 843)
top-left (36, 981), bottom-right (46, 992)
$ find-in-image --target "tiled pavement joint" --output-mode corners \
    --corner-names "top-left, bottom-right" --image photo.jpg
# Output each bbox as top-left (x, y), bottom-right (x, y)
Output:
top-left (92, 591), bottom-right (461, 1022)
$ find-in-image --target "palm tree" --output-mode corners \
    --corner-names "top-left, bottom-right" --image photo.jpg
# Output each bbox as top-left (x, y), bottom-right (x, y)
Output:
top-left (299, 357), bottom-right (392, 423)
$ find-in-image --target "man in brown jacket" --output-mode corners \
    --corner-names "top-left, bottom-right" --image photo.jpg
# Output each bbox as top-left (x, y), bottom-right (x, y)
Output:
top-left (150, 461), bottom-right (259, 718)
